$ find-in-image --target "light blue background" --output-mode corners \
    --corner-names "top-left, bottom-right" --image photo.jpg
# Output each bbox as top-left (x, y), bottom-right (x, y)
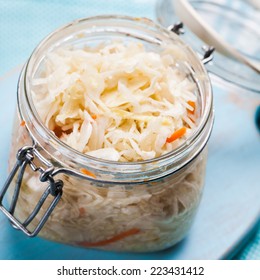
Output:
top-left (0, 0), bottom-right (157, 75)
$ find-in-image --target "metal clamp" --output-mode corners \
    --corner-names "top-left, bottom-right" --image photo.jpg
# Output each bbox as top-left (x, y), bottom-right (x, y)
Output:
top-left (0, 146), bottom-right (63, 237)
top-left (168, 22), bottom-right (215, 65)
top-left (168, 22), bottom-right (185, 35)
top-left (201, 45), bottom-right (215, 64)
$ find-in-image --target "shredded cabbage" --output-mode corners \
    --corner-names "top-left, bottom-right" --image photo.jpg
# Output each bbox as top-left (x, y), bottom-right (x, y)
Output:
top-left (7, 41), bottom-right (206, 252)
top-left (32, 42), bottom-right (197, 161)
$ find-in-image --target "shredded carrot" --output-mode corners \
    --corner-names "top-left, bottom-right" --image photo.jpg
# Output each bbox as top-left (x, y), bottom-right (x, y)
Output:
top-left (20, 120), bottom-right (26, 127)
top-left (187, 100), bottom-right (196, 114)
top-left (166, 127), bottom-right (186, 143)
top-left (79, 207), bottom-right (85, 216)
top-left (91, 114), bottom-right (97, 120)
top-left (78, 228), bottom-right (141, 247)
top-left (80, 168), bottom-right (96, 178)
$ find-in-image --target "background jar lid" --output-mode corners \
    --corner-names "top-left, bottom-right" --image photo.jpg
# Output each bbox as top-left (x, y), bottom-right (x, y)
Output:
top-left (156, 0), bottom-right (260, 92)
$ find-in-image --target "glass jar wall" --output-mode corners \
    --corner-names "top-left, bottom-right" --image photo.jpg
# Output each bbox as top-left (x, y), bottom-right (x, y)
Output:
top-left (6, 15), bottom-right (213, 252)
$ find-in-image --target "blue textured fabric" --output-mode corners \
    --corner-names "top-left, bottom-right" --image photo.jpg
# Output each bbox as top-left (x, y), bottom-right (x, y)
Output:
top-left (0, 0), bottom-right (156, 75)
top-left (235, 228), bottom-right (260, 260)
top-left (0, 0), bottom-right (259, 260)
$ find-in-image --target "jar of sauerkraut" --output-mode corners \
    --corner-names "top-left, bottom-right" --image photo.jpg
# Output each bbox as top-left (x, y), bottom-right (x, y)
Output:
top-left (0, 15), bottom-right (213, 252)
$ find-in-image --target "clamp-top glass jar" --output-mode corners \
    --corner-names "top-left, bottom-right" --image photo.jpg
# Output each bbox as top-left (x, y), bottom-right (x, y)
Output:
top-left (0, 15), bottom-right (213, 252)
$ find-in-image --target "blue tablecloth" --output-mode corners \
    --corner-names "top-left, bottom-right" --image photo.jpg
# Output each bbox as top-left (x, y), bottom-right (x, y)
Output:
top-left (0, 0), bottom-right (259, 260)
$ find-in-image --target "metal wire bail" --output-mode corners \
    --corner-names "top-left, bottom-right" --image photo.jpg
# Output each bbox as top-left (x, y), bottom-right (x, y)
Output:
top-left (168, 22), bottom-right (215, 65)
top-left (0, 145), bottom-right (63, 237)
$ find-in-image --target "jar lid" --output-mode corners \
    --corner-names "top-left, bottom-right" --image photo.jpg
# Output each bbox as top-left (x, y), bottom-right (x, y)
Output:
top-left (156, 0), bottom-right (260, 92)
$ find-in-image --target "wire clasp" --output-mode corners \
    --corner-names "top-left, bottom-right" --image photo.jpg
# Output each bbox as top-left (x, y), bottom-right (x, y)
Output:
top-left (168, 22), bottom-right (215, 64)
top-left (0, 146), bottom-right (63, 237)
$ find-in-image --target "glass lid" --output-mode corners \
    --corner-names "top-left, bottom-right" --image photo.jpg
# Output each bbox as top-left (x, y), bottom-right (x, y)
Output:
top-left (156, 0), bottom-right (260, 92)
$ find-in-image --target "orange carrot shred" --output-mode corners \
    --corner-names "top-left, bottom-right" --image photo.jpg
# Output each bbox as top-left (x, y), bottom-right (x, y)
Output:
top-left (166, 127), bottom-right (186, 143)
top-left (91, 114), bottom-right (97, 120)
top-left (78, 228), bottom-right (140, 247)
top-left (187, 100), bottom-right (196, 114)
top-left (80, 168), bottom-right (96, 178)
top-left (20, 120), bottom-right (26, 127)
top-left (79, 207), bottom-right (85, 216)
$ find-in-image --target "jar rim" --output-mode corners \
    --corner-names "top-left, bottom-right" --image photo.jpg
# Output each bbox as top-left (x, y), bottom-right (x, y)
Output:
top-left (19, 15), bottom-right (213, 180)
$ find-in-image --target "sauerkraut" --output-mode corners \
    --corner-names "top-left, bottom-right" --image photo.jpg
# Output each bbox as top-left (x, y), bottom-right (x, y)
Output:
top-left (8, 40), bottom-right (208, 252)
top-left (10, 116), bottom-right (207, 251)
top-left (31, 42), bottom-right (197, 161)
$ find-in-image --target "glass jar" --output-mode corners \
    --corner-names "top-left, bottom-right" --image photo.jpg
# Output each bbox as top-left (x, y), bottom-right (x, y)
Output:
top-left (0, 15), bottom-right (213, 252)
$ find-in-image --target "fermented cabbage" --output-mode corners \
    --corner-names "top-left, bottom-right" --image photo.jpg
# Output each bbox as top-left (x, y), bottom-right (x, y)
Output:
top-left (31, 42), bottom-right (197, 161)
top-left (9, 41), bottom-right (207, 252)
